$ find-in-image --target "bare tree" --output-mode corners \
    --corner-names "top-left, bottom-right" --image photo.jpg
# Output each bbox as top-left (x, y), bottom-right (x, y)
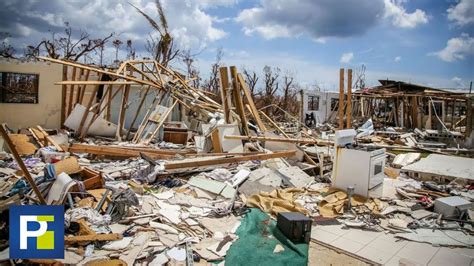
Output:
top-left (24, 22), bottom-right (113, 63)
top-left (131, 0), bottom-right (179, 66)
top-left (113, 39), bottom-right (123, 62)
top-left (126, 39), bottom-right (136, 60)
top-left (94, 39), bottom-right (106, 66)
top-left (181, 49), bottom-right (200, 89)
top-left (354, 64), bottom-right (366, 90)
top-left (263, 65), bottom-right (280, 97)
top-left (282, 71), bottom-right (295, 111)
top-left (243, 68), bottom-right (259, 97)
top-left (206, 47), bottom-right (223, 94)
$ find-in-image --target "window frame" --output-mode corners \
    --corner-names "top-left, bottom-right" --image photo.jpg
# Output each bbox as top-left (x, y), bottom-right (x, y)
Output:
top-left (0, 71), bottom-right (40, 104)
top-left (307, 95), bottom-right (320, 111)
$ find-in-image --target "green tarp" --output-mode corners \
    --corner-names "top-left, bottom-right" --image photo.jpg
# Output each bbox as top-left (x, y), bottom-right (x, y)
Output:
top-left (225, 208), bottom-right (308, 266)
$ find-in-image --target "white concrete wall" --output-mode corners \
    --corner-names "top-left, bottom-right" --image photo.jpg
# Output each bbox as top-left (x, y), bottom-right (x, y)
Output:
top-left (0, 60), bottom-right (63, 130)
top-left (302, 90), bottom-right (340, 124)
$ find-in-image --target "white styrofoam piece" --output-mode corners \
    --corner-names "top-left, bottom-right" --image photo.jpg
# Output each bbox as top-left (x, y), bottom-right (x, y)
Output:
top-left (217, 124), bottom-right (244, 153)
top-left (64, 104), bottom-right (117, 137)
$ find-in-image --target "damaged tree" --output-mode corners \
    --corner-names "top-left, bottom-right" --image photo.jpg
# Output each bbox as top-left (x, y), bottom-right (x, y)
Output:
top-left (132, 0), bottom-right (179, 67)
top-left (25, 22), bottom-right (113, 63)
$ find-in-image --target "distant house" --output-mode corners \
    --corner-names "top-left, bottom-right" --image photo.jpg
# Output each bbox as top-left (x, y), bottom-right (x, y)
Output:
top-left (301, 90), bottom-right (340, 125)
top-left (352, 80), bottom-right (470, 134)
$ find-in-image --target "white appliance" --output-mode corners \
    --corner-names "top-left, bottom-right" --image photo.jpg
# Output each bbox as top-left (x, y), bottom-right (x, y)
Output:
top-left (332, 129), bottom-right (386, 197)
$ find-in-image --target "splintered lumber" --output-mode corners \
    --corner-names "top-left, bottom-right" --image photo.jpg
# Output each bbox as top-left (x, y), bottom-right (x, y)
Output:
top-left (225, 135), bottom-right (333, 145)
top-left (65, 233), bottom-right (122, 244)
top-left (237, 73), bottom-right (266, 131)
top-left (67, 67), bottom-right (77, 117)
top-left (0, 125), bottom-right (46, 204)
top-left (38, 56), bottom-right (162, 90)
top-left (56, 81), bottom-right (136, 85)
top-left (229, 66), bottom-right (250, 136)
top-left (144, 100), bottom-right (178, 144)
top-left (210, 128), bottom-right (223, 153)
top-left (259, 111), bottom-right (290, 138)
top-left (36, 126), bottom-right (64, 152)
top-left (164, 150), bottom-right (296, 170)
top-left (69, 143), bottom-right (194, 158)
top-left (219, 67), bottom-right (232, 123)
top-left (339, 68), bottom-right (345, 130)
top-left (28, 128), bottom-right (44, 148)
top-left (346, 69), bottom-right (352, 129)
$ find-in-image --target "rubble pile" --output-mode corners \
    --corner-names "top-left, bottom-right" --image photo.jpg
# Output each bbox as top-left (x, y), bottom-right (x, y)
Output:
top-left (0, 57), bottom-right (472, 265)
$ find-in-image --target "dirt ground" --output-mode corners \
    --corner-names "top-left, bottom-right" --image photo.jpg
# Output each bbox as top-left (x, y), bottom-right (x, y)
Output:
top-left (308, 241), bottom-right (371, 266)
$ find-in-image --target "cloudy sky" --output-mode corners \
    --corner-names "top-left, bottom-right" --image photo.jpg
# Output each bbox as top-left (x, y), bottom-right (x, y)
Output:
top-left (0, 0), bottom-right (473, 90)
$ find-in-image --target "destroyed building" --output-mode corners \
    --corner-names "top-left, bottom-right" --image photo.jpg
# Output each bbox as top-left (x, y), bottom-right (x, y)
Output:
top-left (0, 55), bottom-right (473, 266)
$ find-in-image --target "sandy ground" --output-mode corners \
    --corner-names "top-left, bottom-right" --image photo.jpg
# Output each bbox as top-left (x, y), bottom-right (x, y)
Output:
top-left (308, 241), bottom-right (370, 266)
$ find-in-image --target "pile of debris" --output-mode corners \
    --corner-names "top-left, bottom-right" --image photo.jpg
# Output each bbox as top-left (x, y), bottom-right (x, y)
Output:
top-left (0, 56), bottom-right (472, 265)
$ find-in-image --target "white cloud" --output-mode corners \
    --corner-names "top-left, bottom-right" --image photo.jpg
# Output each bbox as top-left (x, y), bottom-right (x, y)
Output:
top-left (236, 0), bottom-right (384, 40)
top-left (432, 33), bottom-right (474, 62)
top-left (384, 0), bottom-right (428, 28)
top-left (0, 0), bottom-right (227, 54)
top-left (340, 52), bottom-right (354, 64)
top-left (447, 0), bottom-right (474, 26)
top-left (451, 76), bottom-right (471, 88)
top-left (394, 56), bottom-right (401, 62)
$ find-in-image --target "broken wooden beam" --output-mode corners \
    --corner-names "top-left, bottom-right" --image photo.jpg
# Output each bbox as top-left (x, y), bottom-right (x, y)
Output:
top-left (36, 126), bottom-right (64, 152)
top-left (164, 150), bottom-right (296, 170)
top-left (69, 143), bottom-right (194, 159)
top-left (0, 124), bottom-right (46, 204)
top-left (259, 111), bottom-right (290, 138)
top-left (237, 73), bottom-right (267, 132)
top-left (346, 68), bottom-right (352, 129)
top-left (339, 68), bottom-right (345, 130)
top-left (65, 233), bottom-right (122, 244)
top-left (55, 81), bottom-right (136, 85)
top-left (225, 135), bottom-right (332, 145)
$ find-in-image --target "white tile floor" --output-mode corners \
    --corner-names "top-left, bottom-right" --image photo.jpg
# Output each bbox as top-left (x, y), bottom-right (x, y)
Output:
top-left (311, 225), bottom-right (474, 265)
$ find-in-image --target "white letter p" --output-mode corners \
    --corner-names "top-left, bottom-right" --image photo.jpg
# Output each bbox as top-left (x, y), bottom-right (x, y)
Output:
top-left (19, 215), bottom-right (48, 250)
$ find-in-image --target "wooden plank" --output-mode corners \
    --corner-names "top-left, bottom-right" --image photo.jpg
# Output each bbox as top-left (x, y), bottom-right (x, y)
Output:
top-left (65, 233), bottom-right (122, 244)
top-left (164, 150), bottom-right (296, 170)
top-left (77, 75), bottom-right (101, 139)
top-left (346, 69), bottom-right (352, 129)
top-left (210, 128), bottom-right (223, 153)
top-left (237, 73), bottom-right (266, 131)
top-left (38, 56), bottom-right (163, 90)
top-left (28, 128), bottom-right (44, 148)
top-left (61, 65), bottom-right (68, 127)
top-left (76, 69), bottom-right (90, 105)
top-left (56, 81), bottom-right (136, 85)
top-left (116, 84), bottom-right (131, 141)
top-left (0, 125), bottom-right (46, 204)
top-left (67, 67), bottom-right (77, 117)
top-left (339, 68), bottom-right (345, 130)
top-left (69, 143), bottom-right (193, 157)
top-left (126, 85), bottom-right (151, 140)
top-left (143, 100), bottom-right (178, 144)
top-left (36, 126), bottom-right (64, 152)
top-left (224, 135), bottom-right (332, 145)
top-left (218, 67), bottom-right (232, 123)
top-left (229, 66), bottom-right (249, 136)
top-left (259, 111), bottom-right (290, 138)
